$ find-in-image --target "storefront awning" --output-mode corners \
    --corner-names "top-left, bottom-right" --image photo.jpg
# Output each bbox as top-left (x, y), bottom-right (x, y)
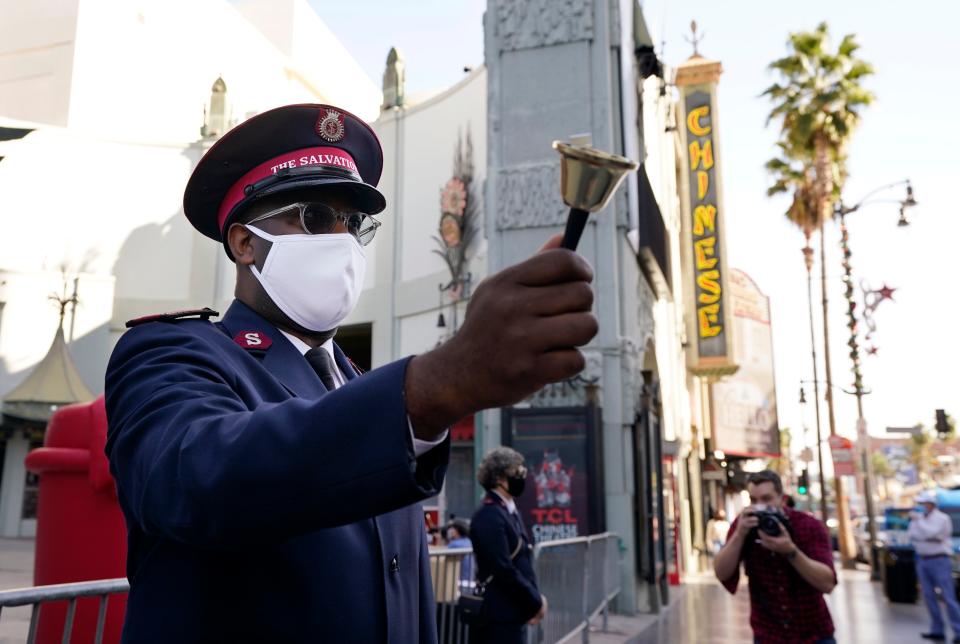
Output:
top-left (636, 165), bottom-right (671, 297)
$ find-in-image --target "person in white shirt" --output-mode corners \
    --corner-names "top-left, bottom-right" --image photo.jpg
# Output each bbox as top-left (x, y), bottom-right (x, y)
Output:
top-left (909, 491), bottom-right (960, 642)
top-left (706, 509), bottom-right (730, 556)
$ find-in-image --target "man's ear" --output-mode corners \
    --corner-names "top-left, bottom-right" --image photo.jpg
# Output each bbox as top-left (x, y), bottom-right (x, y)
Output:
top-left (227, 223), bottom-right (256, 266)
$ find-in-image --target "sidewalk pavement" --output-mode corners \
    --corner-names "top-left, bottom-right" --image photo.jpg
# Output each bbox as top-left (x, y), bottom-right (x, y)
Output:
top-left (583, 565), bottom-right (931, 643)
top-left (0, 538), bottom-right (36, 644)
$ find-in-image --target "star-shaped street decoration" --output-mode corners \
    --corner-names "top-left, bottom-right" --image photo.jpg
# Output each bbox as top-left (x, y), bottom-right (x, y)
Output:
top-left (867, 346), bottom-right (879, 356)
top-left (878, 285), bottom-right (897, 301)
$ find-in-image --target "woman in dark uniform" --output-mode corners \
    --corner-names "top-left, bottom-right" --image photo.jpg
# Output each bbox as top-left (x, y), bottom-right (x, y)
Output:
top-left (469, 447), bottom-right (546, 644)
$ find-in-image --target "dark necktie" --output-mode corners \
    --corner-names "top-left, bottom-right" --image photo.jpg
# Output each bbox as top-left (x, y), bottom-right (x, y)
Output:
top-left (305, 348), bottom-right (338, 391)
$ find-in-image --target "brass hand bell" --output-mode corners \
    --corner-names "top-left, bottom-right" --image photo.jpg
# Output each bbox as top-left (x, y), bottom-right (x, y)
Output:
top-left (552, 140), bottom-right (639, 251)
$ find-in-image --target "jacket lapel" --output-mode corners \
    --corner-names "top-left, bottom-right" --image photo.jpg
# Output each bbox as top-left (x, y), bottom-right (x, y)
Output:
top-left (485, 490), bottom-right (529, 545)
top-left (219, 300), bottom-right (326, 399)
top-left (332, 343), bottom-right (358, 381)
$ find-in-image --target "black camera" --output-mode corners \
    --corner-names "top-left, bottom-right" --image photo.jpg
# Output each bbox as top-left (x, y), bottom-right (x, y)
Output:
top-left (748, 508), bottom-right (789, 537)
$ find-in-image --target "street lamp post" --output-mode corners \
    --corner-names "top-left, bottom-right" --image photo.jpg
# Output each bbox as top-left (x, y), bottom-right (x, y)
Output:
top-left (818, 218), bottom-right (858, 570)
top-left (835, 179), bottom-right (917, 582)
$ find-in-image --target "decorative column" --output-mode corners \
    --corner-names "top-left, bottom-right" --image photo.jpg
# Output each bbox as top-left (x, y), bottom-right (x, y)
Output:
top-left (485, 0), bottom-right (640, 611)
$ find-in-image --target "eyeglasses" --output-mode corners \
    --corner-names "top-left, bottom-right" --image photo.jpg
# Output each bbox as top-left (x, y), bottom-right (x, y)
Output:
top-left (246, 202), bottom-right (381, 246)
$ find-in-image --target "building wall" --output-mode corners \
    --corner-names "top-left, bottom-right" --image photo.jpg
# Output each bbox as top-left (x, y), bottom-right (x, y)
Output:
top-left (231, 0), bottom-right (382, 121)
top-left (366, 68), bottom-right (488, 365)
top-left (0, 0), bottom-right (384, 379)
top-left (0, 0), bottom-right (79, 125)
top-left (639, 70), bottom-right (700, 575)
top-left (0, 0), bottom-right (381, 142)
top-left (484, 0), bottom-right (650, 612)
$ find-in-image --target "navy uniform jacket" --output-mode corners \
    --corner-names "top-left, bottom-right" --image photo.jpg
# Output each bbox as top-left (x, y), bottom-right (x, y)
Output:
top-left (469, 492), bottom-right (541, 624)
top-left (104, 300), bottom-right (450, 643)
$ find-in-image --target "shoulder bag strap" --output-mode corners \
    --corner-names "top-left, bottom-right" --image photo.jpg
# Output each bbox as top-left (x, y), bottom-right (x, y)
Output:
top-left (479, 519), bottom-right (526, 585)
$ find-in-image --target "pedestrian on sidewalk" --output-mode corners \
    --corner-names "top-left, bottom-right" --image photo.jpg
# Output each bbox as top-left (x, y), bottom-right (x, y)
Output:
top-left (706, 509), bottom-right (730, 556)
top-left (468, 447), bottom-right (547, 644)
top-left (713, 469), bottom-right (837, 644)
top-left (909, 490), bottom-right (960, 642)
top-left (446, 519), bottom-right (475, 586)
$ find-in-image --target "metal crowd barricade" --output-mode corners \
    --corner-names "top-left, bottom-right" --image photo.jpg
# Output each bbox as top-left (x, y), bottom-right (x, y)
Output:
top-left (530, 532), bottom-right (622, 644)
top-left (0, 577), bottom-right (129, 644)
top-left (429, 546), bottom-right (475, 644)
top-left (0, 534), bottom-right (618, 644)
top-left (428, 532), bottom-right (621, 644)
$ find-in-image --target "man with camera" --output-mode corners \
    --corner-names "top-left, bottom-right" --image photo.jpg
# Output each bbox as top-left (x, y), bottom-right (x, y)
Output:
top-left (714, 470), bottom-right (837, 644)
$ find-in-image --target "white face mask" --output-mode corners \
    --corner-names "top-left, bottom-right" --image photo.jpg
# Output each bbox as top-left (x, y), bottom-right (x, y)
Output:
top-left (246, 226), bottom-right (366, 332)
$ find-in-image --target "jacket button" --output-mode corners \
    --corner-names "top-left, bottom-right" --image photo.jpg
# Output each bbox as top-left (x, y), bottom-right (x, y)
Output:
top-left (390, 556), bottom-right (399, 572)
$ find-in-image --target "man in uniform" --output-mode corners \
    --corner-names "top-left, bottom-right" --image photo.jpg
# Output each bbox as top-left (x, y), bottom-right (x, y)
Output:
top-left (105, 103), bottom-right (597, 643)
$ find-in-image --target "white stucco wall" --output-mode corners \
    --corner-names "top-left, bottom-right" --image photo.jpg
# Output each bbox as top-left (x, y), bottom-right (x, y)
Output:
top-left (639, 73), bottom-right (692, 448)
top-left (396, 69), bottom-right (487, 283)
top-left (0, 0), bottom-right (381, 142)
top-left (0, 0), bottom-right (382, 396)
top-left (360, 67), bottom-right (488, 366)
top-left (232, 0), bottom-right (382, 121)
top-left (0, 0), bottom-right (79, 126)
top-left (0, 125), bottom-right (196, 298)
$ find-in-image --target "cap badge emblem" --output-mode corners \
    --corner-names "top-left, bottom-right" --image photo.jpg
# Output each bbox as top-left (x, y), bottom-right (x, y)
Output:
top-left (316, 109), bottom-right (345, 142)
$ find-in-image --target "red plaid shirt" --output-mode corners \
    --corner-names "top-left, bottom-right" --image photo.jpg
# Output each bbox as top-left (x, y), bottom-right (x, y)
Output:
top-left (721, 507), bottom-right (836, 644)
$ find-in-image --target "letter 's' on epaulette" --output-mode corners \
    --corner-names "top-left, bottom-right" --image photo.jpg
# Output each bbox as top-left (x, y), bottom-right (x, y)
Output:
top-left (125, 308), bottom-right (220, 328)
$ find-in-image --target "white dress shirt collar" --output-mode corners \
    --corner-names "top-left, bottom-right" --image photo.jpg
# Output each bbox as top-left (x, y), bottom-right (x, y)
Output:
top-left (279, 331), bottom-right (345, 387)
top-left (492, 488), bottom-right (517, 514)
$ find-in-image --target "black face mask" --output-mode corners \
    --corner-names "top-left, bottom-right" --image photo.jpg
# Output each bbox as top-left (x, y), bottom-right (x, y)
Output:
top-left (507, 475), bottom-right (526, 498)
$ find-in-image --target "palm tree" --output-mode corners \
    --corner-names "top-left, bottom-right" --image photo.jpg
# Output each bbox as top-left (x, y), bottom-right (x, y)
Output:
top-left (766, 143), bottom-right (832, 526)
top-left (763, 22), bottom-right (874, 569)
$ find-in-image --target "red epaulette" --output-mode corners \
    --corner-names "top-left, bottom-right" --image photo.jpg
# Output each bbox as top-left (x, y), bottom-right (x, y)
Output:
top-left (125, 308), bottom-right (220, 328)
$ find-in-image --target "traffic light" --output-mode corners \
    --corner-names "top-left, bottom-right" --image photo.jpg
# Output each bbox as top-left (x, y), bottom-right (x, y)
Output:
top-left (798, 470), bottom-right (809, 496)
top-left (937, 409), bottom-right (950, 438)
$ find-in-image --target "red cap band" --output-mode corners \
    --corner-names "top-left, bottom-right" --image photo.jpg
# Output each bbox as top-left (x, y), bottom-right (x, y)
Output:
top-left (217, 146), bottom-right (360, 232)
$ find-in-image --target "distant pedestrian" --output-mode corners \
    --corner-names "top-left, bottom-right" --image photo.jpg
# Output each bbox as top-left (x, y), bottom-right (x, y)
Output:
top-left (706, 510), bottom-right (730, 556)
top-left (446, 520), bottom-right (474, 585)
top-left (469, 447), bottom-right (546, 644)
top-left (446, 519), bottom-right (471, 548)
top-left (909, 490), bottom-right (960, 642)
top-left (714, 469), bottom-right (837, 643)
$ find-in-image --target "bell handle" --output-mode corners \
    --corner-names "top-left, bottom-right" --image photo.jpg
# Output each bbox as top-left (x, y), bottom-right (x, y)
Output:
top-left (560, 207), bottom-right (590, 251)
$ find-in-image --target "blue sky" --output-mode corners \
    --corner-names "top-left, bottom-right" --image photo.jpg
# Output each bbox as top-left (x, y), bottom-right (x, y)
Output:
top-left (314, 0), bottom-right (957, 454)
